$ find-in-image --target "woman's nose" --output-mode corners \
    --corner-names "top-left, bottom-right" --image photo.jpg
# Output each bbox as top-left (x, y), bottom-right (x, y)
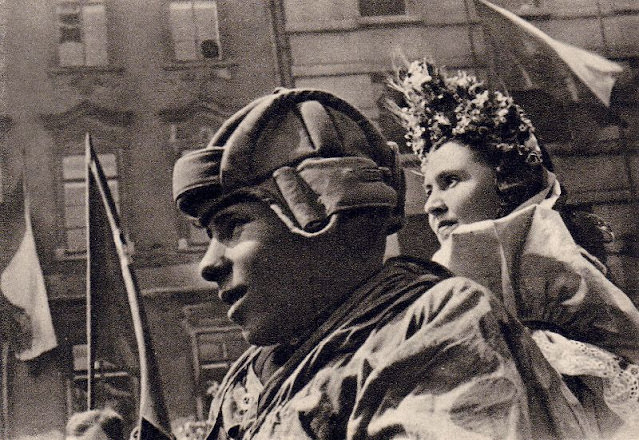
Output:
top-left (198, 238), bottom-right (231, 283)
top-left (424, 191), bottom-right (447, 216)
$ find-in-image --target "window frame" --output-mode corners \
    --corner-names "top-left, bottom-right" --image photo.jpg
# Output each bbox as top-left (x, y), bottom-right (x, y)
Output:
top-left (60, 151), bottom-right (120, 256)
top-left (66, 343), bottom-right (139, 433)
top-left (168, 0), bottom-right (223, 62)
top-left (55, 0), bottom-right (109, 67)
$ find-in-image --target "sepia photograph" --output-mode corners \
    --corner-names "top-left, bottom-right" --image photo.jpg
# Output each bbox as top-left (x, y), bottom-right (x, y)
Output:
top-left (0, 0), bottom-right (638, 439)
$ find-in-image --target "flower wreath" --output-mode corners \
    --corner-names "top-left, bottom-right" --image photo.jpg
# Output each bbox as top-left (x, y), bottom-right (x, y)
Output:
top-left (387, 60), bottom-right (543, 167)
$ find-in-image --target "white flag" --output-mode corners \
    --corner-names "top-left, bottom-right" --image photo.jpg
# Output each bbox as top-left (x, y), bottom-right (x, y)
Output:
top-left (1, 188), bottom-right (57, 360)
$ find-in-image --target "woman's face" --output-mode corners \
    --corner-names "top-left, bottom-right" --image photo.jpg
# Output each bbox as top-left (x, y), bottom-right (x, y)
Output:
top-left (422, 140), bottom-right (502, 245)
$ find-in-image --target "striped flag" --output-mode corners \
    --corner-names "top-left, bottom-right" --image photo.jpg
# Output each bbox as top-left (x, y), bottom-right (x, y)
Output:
top-left (0, 179), bottom-right (57, 360)
top-left (474, 0), bottom-right (623, 107)
top-left (86, 134), bottom-right (173, 439)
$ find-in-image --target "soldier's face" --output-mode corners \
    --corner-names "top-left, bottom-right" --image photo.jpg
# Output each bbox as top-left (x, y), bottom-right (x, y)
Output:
top-left (198, 200), bottom-right (331, 345)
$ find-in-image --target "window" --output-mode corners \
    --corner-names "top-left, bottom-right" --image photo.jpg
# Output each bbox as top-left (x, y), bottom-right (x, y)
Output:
top-left (169, 1), bottom-right (222, 61)
top-left (56, 1), bottom-right (108, 67)
top-left (62, 153), bottom-right (119, 253)
top-left (182, 304), bottom-right (248, 419)
top-left (358, 0), bottom-right (406, 16)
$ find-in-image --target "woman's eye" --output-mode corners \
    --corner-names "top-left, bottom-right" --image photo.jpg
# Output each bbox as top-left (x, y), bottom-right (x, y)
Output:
top-left (443, 175), bottom-right (459, 188)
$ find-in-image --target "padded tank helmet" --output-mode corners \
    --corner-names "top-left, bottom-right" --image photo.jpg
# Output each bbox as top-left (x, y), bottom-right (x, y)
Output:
top-left (172, 88), bottom-right (405, 236)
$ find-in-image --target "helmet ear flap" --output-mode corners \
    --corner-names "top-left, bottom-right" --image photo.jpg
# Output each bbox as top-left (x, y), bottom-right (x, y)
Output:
top-left (273, 166), bottom-right (328, 233)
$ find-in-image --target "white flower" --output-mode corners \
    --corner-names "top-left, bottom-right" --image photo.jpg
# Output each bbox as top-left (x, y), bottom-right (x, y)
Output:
top-left (471, 90), bottom-right (490, 107)
top-left (433, 112), bottom-right (450, 125)
top-left (404, 62), bottom-right (432, 90)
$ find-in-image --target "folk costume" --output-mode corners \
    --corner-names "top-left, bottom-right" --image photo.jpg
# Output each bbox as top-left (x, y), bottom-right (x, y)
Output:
top-left (389, 61), bottom-right (639, 435)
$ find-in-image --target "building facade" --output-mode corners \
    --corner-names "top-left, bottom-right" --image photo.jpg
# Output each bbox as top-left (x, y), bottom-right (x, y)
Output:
top-left (278, 0), bottom-right (639, 298)
top-left (1, 1), bottom-right (280, 437)
top-left (1, 0), bottom-right (638, 438)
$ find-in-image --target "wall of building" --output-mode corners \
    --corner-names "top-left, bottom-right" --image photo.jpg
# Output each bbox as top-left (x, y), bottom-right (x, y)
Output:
top-left (280, 0), bottom-right (639, 300)
top-left (2, 0), bottom-right (638, 437)
top-left (1, 1), bottom-right (278, 437)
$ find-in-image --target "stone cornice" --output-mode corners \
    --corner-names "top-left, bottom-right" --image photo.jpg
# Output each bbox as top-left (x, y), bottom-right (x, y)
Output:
top-left (157, 96), bottom-right (233, 123)
top-left (40, 100), bottom-right (134, 131)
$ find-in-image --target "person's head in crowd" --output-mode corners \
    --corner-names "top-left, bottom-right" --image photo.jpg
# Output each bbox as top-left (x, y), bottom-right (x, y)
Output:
top-left (64, 408), bottom-right (123, 440)
top-left (388, 61), bottom-right (612, 260)
top-left (173, 88), bottom-right (405, 346)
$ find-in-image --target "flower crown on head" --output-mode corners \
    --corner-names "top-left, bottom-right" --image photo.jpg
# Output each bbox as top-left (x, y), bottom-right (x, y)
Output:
top-left (387, 60), bottom-right (543, 166)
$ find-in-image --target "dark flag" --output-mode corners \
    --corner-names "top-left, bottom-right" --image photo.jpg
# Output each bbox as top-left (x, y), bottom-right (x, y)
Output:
top-left (86, 134), bottom-right (173, 440)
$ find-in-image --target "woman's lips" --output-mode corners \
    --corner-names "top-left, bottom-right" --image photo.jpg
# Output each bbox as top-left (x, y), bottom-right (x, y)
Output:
top-left (219, 286), bottom-right (246, 307)
top-left (437, 220), bottom-right (458, 238)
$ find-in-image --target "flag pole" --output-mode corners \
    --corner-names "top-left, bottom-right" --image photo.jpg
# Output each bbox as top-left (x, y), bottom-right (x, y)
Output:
top-left (85, 133), bottom-right (95, 411)
top-left (462, 0), bottom-right (480, 72)
top-left (86, 135), bottom-right (172, 438)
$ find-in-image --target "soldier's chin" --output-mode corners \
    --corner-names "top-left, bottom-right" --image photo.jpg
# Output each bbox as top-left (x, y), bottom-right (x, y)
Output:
top-left (241, 327), bottom-right (281, 347)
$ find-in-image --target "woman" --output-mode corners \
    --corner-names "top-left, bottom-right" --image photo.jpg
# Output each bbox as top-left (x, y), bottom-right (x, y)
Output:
top-left (388, 60), bottom-right (639, 432)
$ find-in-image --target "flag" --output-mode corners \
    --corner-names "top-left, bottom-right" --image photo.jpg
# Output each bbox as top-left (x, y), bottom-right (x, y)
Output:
top-left (0, 179), bottom-right (57, 360)
top-left (86, 134), bottom-right (173, 440)
top-left (473, 0), bottom-right (623, 107)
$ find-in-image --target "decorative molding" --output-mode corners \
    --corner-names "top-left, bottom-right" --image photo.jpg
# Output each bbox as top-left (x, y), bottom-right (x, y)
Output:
top-left (40, 100), bottom-right (134, 131)
top-left (48, 66), bottom-right (126, 97)
top-left (47, 65), bottom-right (125, 77)
top-left (162, 60), bottom-right (235, 75)
top-left (157, 96), bottom-right (233, 123)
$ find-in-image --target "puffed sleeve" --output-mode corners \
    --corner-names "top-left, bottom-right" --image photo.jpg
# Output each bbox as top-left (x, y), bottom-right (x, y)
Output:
top-left (346, 277), bottom-right (597, 440)
top-left (516, 207), bottom-right (639, 364)
top-left (439, 204), bottom-right (639, 364)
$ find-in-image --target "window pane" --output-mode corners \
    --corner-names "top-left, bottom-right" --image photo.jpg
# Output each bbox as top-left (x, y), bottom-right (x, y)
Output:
top-left (59, 42), bottom-right (85, 67)
top-left (359, 0), bottom-right (406, 16)
top-left (66, 227), bottom-right (86, 253)
top-left (196, 0), bottom-right (222, 62)
top-left (59, 26), bottom-right (82, 43)
top-left (72, 344), bottom-right (88, 372)
top-left (108, 180), bottom-right (120, 208)
top-left (169, 2), bottom-right (197, 42)
top-left (57, 4), bottom-right (84, 65)
top-left (63, 153), bottom-right (117, 179)
top-left (99, 154), bottom-right (118, 178)
top-left (174, 40), bottom-right (198, 61)
top-left (63, 155), bottom-right (85, 180)
top-left (194, 1), bottom-right (219, 41)
top-left (64, 181), bottom-right (85, 207)
top-left (82, 4), bottom-right (108, 66)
